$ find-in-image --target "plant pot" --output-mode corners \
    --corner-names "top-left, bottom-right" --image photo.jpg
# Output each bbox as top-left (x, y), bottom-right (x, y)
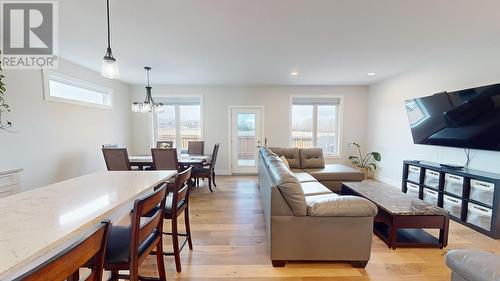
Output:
top-left (358, 167), bottom-right (371, 179)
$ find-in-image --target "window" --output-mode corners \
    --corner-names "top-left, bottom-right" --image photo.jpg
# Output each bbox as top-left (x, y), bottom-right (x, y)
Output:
top-left (43, 71), bottom-right (112, 108)
top-left (291, 96), bottom-right (342, 156)
top-left (154, 96), bottom-right (203, 150)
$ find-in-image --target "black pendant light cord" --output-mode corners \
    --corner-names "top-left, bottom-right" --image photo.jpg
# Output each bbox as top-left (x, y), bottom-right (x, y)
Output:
top-left (106, 0), bottom-right (111, 50)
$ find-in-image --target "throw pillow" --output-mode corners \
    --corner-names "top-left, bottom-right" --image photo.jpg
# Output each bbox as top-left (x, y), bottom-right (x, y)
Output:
top-left (280, 155), bottom-right (290, 169)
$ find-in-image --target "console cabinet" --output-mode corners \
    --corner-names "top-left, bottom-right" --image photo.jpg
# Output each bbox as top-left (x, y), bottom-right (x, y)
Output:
top-left (402, 161), bottom-right (500, 239)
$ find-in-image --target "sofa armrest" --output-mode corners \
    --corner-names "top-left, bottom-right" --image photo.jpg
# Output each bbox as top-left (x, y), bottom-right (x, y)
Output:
top-left (446, 250), bottom-right (500, 281)
top-left (306, 194), bottom-right (378, 217)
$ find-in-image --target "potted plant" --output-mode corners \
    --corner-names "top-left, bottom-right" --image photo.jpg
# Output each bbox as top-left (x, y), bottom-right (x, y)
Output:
top-left (348, 143), bottom-right (381, 178)
top-left (0, 52), bottom-right (12, 130)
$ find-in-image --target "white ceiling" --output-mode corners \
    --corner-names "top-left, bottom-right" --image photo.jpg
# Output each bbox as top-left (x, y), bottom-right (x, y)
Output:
top-left (59, 0), bottom-right (500, 85)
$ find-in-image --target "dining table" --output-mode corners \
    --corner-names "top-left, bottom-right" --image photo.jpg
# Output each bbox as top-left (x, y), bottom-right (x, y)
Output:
top-left (129, 154), bottom-right (211, 170)
top-left (0, 170), bottom-right (176, 280)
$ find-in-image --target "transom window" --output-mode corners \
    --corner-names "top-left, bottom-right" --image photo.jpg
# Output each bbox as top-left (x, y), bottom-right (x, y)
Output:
top-left (43, 71), bottom-right (112, 108)
top-left (153, 96), bottom-right (203, 150)
top-left (290, 96), bottom-right (342, 156)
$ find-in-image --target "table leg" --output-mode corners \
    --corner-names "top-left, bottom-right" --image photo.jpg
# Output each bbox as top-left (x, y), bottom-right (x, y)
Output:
top-left (388, 217), bottom-right (397, 249)
top-left (439, 216), bottom-right (449, 248)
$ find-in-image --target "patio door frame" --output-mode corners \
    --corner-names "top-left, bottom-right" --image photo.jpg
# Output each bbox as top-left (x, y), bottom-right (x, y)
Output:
top-left (228, 105), bottom-right (265, 175)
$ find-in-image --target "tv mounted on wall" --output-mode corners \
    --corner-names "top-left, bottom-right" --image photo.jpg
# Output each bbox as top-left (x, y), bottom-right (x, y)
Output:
top-left (405, 82), bottom-right (500, 151)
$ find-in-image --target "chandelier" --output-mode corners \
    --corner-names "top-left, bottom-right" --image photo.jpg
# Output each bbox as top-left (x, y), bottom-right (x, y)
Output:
top-left (131, 67), bottom-right (166, 113)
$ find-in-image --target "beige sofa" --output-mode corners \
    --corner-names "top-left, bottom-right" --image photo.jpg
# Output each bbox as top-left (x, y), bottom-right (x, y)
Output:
top-left (258, 147), bottom-right (378, 268)
top-left (446, 250), bottom-right (500, 281)
top-left (268, 147), bottom-right (365, 192)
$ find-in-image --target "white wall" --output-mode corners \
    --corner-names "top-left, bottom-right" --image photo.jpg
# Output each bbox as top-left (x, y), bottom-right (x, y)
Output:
top-left (367, 47), bottom-right (500, 186)
top-left (0, 59), bottom-right (131, 189)
top-left (130, 85), bottom-right (369, 174)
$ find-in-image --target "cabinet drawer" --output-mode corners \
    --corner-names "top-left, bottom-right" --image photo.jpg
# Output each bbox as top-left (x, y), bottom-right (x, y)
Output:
top-left (407, 165), bottom-right (421, 183)
top-left (443, 195), bottom-right (462, 218)
top-left (405, 182), bottom-right (420, 199)
top-left (466, 203), bottom-right (492, 231)
top-left (424, 169), bottom-right (440, 188)
top-left (444, 174), bottom-right (464, 196)
top-left (423, 188), bottom-right (438, 206)
top-left (470, 179), bottom-right (495, 207)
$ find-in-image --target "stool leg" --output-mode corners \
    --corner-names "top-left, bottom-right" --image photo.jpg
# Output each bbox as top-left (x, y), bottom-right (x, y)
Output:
top-left (156, 241), bottom-right (167, 281)
top-left (172, 216), bottom-right (182, 272)
top-left (185, 206), bottom-right (193, 250)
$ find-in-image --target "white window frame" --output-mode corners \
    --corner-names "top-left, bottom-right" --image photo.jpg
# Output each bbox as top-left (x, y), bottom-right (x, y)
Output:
top-left (151, 95), bottom-right (204, 149)
top-left (289, 95), bottom-right (344, 158)
top-left (42, 70), bottom-right (113, 109)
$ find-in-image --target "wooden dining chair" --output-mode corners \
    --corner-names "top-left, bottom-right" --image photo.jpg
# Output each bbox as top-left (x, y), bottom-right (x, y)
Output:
top-left (151, 148), bottom-right (180, 171)
top-left (162, 167), bottom-right (193, 273)
top-left (187, 141), bottom-right (204, 155)
top-left (102, 148), bottom-right (132, 171)
top-left (17, 221), bottom-right (110, 281)
top-left (104, 184), bottom-right (168, 281)
top-left (193, 143), bottom-right (220, 192)
top-left (156, 141), bottom-right (174, 149)
top-left (102, 144), bottom-right (121, 148)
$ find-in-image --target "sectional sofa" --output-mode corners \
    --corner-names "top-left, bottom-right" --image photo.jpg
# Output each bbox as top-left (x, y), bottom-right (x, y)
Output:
top-left (268, 147), bottom-right (365, 192)
top-left (258, 147), bottom-right (377, 267)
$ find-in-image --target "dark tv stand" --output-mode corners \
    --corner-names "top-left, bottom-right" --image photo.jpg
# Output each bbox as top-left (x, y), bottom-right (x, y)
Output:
top-left (402, 160), bottom-right (500, 239)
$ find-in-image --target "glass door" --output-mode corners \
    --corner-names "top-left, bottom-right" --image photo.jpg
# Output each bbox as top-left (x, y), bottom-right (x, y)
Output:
top-left (231, 107), bottom-right (263, 174)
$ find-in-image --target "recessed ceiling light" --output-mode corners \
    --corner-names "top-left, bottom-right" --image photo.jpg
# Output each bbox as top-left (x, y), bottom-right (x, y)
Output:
top-left (290, 71), bottom-right (299, 76)
top-left (367, 72), bottom-right (376, 76)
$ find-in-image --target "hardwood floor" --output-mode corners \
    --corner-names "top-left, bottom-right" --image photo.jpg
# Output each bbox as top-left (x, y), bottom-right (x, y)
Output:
top-left (139, 176), bottom-right (500, 280)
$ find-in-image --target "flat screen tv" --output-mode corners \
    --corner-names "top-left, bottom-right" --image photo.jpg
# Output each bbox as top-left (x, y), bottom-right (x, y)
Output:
top-left (405, 83), bottom-right (500, 151)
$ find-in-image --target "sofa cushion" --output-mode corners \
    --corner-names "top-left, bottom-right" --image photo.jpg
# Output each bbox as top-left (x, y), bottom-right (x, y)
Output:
top-left (260, 147), bottom-right (277, 158)
top-left (305, 164), bottom-right (365, 181)
top-left (279, 156), bottom-right (290, 169)
top-left (299, 148), bottom-right (325, 169)
top-left (305, 194), bottom-right (378, 217)
top-left (446, 250), bottom-right (500, 281)
top-left (293, 172), bottom-right (318, 183)
top-left (268, 159), bottom-right (307, 216)
top-left (301, 182), bottom-right (332, 196)
top-left (269, 147), bottom-right (301, 169)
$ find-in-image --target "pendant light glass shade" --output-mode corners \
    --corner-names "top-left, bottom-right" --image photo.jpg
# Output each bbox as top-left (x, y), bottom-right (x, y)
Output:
top-left (102, 51), bottom-right (120, 79)
top-left (131, 67), bottom-right (166, 113)
top-left (101, 0), bottom-right (120, 79)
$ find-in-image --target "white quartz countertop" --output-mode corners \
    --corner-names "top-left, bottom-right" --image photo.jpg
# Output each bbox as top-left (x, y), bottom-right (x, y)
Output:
top-left (0, 170), bottom-right (176, 280)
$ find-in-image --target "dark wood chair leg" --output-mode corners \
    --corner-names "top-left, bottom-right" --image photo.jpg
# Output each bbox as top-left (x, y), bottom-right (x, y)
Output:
top-left (351, 260), bottom-right (368, 268)
top-left (171, 216), bottom-right (182, 273)
top-left (271, 260), bottom-right (286, 267)
top-left (208, 176), bottom-right (213, 192)
top-left (185, 206), bottom-right (193, 250)
top-left (156, 241), bottom-right (167, 281)
top-left (212, 171), bottom-right (216, 187)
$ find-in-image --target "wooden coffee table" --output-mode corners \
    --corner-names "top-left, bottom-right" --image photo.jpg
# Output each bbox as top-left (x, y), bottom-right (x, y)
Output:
top-left (342, 180), bottom-right (449, 249)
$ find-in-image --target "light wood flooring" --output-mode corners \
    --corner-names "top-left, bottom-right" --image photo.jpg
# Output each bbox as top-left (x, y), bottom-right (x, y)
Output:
top-left (138, 176), bottom-right (500, 281)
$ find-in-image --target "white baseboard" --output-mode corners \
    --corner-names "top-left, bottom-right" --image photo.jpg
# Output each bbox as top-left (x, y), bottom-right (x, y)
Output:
top-left (215, 169), bottom-right (232, 176)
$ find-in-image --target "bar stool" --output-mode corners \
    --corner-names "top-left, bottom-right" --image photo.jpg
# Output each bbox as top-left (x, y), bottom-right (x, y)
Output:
top-left (18, 221), bottom-right (110, 281)
top-left (162, 167), bottom-right (194, 273)
top-left (104, 184), bottom-right (168, 281)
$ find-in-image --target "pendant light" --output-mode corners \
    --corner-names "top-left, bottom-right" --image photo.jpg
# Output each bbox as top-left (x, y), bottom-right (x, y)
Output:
top-left (131, 67), bottom-right (166, 113)
top-left (101, 0), bottom-right (120, 79)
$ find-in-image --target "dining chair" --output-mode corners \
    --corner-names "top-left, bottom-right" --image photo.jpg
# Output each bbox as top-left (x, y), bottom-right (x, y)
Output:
top-left (192, 143), bottom-right (220, 192)
top-left (162, 167), bottom-right (193, 273)
top-left (17, 221), bottom-right (110, 281)
top-left (104, 184), bottom-right (168, 281)
top-left (102, 148), bottom-right (132, 171)
top-left (156, 140), bottom-right (174, 149)
top-left (151, 148), bottom-right (180, 171)
top-left (187, 141), bottom-right (204, 155)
